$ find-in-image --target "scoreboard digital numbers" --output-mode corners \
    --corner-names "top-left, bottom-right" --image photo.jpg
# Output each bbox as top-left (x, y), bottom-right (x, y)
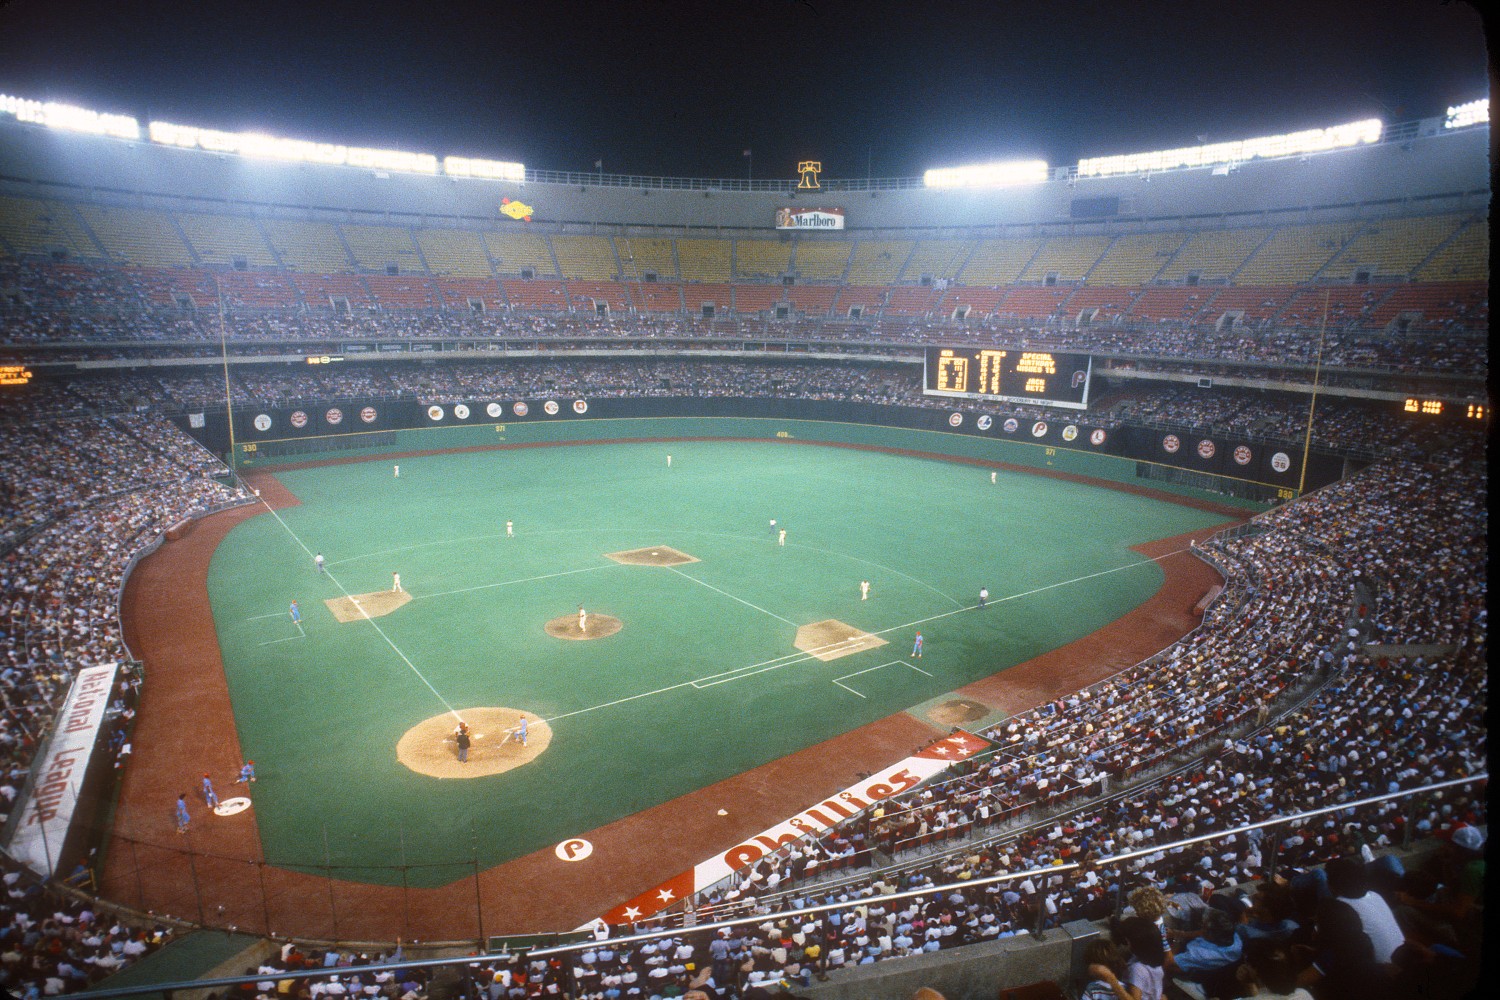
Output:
top-left (924, 348), bottom-right (1092, 409)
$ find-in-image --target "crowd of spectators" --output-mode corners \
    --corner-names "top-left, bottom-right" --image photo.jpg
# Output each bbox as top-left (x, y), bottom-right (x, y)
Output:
top-left (0, 362), bottom-right (1484, 998)
top-left (8, 357), bottom-right (1479, 466)
top-left (0, 409), bottom-right (244, 996)
top-left (0, 260), bottom-right (1489, 376)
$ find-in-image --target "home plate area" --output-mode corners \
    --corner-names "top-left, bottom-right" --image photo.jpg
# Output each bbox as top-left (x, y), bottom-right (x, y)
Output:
top-left (794, 619), bottom-right (887, 662)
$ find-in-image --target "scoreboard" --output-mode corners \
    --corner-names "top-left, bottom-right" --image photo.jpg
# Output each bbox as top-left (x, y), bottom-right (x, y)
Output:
top-left (923, 348), bottom-right (1092, 409)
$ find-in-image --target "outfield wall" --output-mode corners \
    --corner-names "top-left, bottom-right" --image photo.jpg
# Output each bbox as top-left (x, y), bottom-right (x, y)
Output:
top-left (178, 397), bottom-right (1342, 504)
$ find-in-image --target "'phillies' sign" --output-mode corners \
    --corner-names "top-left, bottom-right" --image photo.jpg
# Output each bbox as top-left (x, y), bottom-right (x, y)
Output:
top-left (595, 729), bottom-right (994, 925)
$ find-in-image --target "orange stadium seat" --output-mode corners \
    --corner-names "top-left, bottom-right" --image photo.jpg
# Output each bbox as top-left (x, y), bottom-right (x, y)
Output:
top-left (501, 278), bottom-right (569, 311)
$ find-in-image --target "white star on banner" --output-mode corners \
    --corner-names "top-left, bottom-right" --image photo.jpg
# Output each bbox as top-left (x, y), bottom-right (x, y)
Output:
top-left (656, 889), bottom-right (675, 903)
top-left (623, 907), bottom-right (642, 921)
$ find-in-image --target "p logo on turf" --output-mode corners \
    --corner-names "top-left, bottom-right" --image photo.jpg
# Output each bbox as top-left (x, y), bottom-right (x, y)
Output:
top-left (556, 838), bottom-right (593, 862)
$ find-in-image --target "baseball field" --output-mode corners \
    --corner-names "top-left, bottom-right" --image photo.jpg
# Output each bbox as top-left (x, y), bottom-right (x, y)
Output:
top-left (107, 420), bottom-right (1245, 937)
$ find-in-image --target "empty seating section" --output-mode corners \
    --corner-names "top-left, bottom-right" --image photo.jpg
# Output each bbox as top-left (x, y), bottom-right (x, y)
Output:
top-left (615, 237), bottom-right (677, 280)
top-left (1128, 287), bottom-right (1210, 324)
top-left (1156, 227), bottom-right (1268, 282)
top-left (415, 227), bottom-right (493, 277)
top-left (630, 283), bottom-right (685, 312)
top-left (1233, 221), bottom-right (1362, 284)
top-left (565, 280), bottom-right (632, 313)
top-left (883, 285), bottom-right (942, 315)
top-left (1085, 232), bottom-right (1186, 285)
top-left (1320, 214), bottom-right (1465, 280)
top-left (365, 275), bottom-right (438, 310)
top-left (129, 266), bottom-right (216, 307)
top-left (1277, 285), bottom-right (1384, 329)
top-left (957, 238), bottom-right (1042, 286)
top-left (733, 239), bottom-right (791, 280)
top-left (0, 196), bottom-right (102, 258)
top-left (785, 286), bottom-right (836, 316)
top-left (436, 277), bottom-right (506, 312)
top-left (901, 239), bottom-right (973, 283)
top-left (676, 238), bottom-right (732, 282)
top-left (485, 231), bottom-right (557, 277)
top-left (731, 285), bottom-right (784, 313)
top-left (551, 235), bottom-right (617, 280)
top-left (1202, 286), bottom-right (1297, 326)
top-left (995, 287), bottom-right (1071, 320)
top-left (833, 286), bottom-right (884, 314)
top-left (74, 204), bottom-right (194, 267)
top-left (844, 240), bottom-right (912, 285)
top-left (1064, 287), bottom-right (1138, 320)
top-left (1414, 215), bottom-right (1489, 282)
top-left (173, 212), bottom-right (277, 268)
top-left (683, 283), bottom-right (732, 312)
top-left (342, 223), bottom-right (423, 274)
top-left (792, 240), bottom-right (851, 281)
top-left (1370, 281), bottom-right (1488, 329)
top-left (217, 271), bottom-right (300, 310)
top-left (292, 273), bottom-right (371, 311)
top-left (1018, 235), bottom-right (1110, 283)
top-left (262, 219), bottom-right (354, 272)
top-left (500, 278), bottom-right (568, 310)
top-left (939, 286), bottom-right (1007, 317)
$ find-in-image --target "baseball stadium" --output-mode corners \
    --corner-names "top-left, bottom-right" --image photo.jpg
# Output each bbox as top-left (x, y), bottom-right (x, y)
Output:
top-left (0, 15), bottom-right (1489, 1000)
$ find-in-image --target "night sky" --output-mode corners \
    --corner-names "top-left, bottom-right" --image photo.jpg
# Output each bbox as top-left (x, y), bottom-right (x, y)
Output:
top-left (0, 0), bottom-right (1488, 181)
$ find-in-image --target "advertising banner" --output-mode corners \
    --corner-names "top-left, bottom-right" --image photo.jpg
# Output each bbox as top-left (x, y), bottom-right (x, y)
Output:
top-left (774, 207), bottom-right (845, 230)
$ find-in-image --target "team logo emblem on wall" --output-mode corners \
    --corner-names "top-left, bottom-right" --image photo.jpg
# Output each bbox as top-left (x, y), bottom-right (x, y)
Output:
top-left (544, 400), bottom-right (560, 416)
top-left (454, 404), bottom-right (470, 420)
top-left (253, 414), bottom-right (272, 432)
top-left (1197, 439), bottom-right (1215, 459)
top-left (487, 402), bottom-right (504, 418)
top-left (428, 405), bottom-right (445, 421)
top-left (360, 406), bottom-right (377, 423)
top-left (1271, 451), bottom-right (1292, 473)
top-left (976, 415), bottom-right (992, 431)
top-left (290, 410), bottom-right (308, 429)
top-left (1002, 418), bottom-right (1019, 434)
top-left (1090, 429), bottom-right (1107, 446)
top-left (326, 408), bottom-right (343, 426)
top-left (573, 399), bottom-right (588, 414)
top-left (1162, 434), bottom-right (1180, 453)
top-left (1031, 421), bottom-right (1048, 437)
top-left (1061, 425), bottom-right (1078, 442)
top-left (1234, 445), bottom-right (1252, 466)
top-left (948, 412), bottom-right (964, 427)
top-left (513, 402), bottom-right (529, 416)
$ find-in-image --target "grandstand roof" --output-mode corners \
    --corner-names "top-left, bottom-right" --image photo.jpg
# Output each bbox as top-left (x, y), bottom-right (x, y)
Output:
top-left (0, 0), bottom-right (1487, 179)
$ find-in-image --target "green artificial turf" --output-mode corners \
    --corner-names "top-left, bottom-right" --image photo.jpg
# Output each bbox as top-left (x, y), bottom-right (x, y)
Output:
top-left (207, 436), bottom-right (1225, 884)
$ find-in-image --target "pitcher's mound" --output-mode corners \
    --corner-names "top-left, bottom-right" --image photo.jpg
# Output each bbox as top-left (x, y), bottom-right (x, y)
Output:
top-left (546, 614), bottom-right (622, 640)
top-left (397, 707), bottom-right (551, 778)
top-left (795, 619), bottom-right (887, 662)
top-left (605, 546), bottom-right (699, 566)
top-left (326, 590), bottom-right (411, 622)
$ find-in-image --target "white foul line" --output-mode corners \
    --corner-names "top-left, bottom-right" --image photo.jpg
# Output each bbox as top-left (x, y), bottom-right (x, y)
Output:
top-left (252, 495), bottom-right (463, 722)
top-left (832, 659), bottom-right (933, 698)
top-left (665, 566), bottom-right (799, 626)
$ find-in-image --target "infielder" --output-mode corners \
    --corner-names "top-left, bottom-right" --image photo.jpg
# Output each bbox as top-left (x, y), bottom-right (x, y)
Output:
top-left (517, 714), bottom-right (529, 746)
top-left (778, 529), bottom-right (786, 546)
top-left (506, 520), bottom-right (514, 538)
top-left (392, 572), bottom-right (403, 593)
top-left (978, 586), bottom-right (988, 608)
top-left (202, 773), bottom-right (219, 808)
top-left (314, 552), bottom-right (325, 573)
top-left (236, 761), bottom-right (256, 783)
top-left (175, 794), bottom-right (191, 834)
top-left (912, 632), bottom-right (924, 658)
top-left (289, 601), bottom-right (300, 623)
top-left (861, 580), bottom-right (870, 600)
top-left (578, 604), bottom-right (588, 633)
